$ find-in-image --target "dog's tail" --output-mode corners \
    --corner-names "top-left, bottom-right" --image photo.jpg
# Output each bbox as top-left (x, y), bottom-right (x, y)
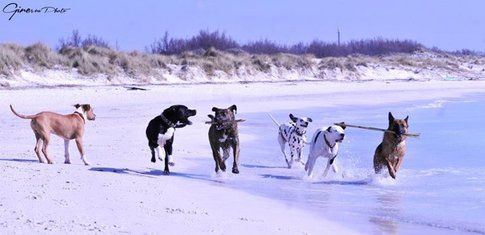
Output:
top-left (267, 113), bottom-right (280, 127)
top-left (9, 105), bottom-right (37, 119)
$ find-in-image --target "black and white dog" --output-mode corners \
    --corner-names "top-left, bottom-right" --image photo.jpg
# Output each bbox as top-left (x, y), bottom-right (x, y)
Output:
top-left (145, 105), bottom-right (196, 174)
top-left (269, 113), bottom-right (312, 168)
top-left (305, 125), bottom-right (346, 178)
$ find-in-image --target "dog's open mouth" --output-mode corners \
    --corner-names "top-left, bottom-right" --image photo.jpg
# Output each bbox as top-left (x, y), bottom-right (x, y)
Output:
top-left (175, 119), bottom-right (192, 127)
top-left (184, 109), bottom-right (196, 125)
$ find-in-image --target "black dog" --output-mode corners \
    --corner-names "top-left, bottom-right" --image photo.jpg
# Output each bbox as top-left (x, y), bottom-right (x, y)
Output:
top-left (145, 105), bottom-right (196, 174)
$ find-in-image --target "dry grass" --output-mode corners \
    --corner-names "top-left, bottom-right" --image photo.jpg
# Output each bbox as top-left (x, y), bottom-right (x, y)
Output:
top-left (24, 43), bottom-right (66, 69)
top-left (0, 43), bottom-right (483, 80)
top-left (0, 44), bottom-right (24, 75)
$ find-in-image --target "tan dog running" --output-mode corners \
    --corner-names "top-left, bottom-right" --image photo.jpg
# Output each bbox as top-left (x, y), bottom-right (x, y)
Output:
top-left (10, 104), bottom-right (96, 165)
top-left (373, 112), bottom-right (409, 179)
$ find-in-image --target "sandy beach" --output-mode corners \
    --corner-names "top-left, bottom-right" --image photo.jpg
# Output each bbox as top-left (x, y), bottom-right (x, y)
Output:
top-left (1, 80), bottom-right (485, 234)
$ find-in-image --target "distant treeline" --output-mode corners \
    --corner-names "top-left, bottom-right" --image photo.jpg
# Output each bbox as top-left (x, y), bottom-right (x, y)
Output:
top-left (56, 29), bottom-right (479, 57)
top-left (148, 31), bottom-right (421, 57)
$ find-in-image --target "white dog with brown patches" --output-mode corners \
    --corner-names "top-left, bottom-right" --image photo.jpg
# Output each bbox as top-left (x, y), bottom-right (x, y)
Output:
top-left (305, 125), bottom-right (346, 178)
top-left (10, 104), bottom-right (96, 165)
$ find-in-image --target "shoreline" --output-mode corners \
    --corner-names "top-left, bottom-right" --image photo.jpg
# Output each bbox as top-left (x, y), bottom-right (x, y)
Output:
top-left (0, 77), bottom-right (483, 91)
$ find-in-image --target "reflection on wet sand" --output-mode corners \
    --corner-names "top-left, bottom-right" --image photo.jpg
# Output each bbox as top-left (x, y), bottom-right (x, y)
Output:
top-left (370, 190), bottom-right (402, 234)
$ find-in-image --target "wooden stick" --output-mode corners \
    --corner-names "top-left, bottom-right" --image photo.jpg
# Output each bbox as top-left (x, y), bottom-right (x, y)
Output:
top-left (205, 119), bottom-right (246, 125)
top-left (335, 122), bottom-right (420, 138)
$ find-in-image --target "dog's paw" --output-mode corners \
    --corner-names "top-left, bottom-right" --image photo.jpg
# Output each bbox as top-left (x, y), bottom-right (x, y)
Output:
top-left (64, 160), bottom-right (71, 164)
top-left (163, 170), bottom-right (170, 175)
top-left (151, 157), bottom-right (156, 163)
top-left (232, 168), bottom-right (239, 174)
top-left (167, 155), bottom-right (174, 166)
top-left (220, 163), bottom-right (227, 172)
top-left (83, 161), bottom-right (90, 166)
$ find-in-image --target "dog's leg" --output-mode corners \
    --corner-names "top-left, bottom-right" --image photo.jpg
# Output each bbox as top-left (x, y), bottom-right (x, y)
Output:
top-left (374, 160), bottom-right (383, 174)
top-left (394, 156), bottom-right (404, 173)
top-left (64, 140), bottom-right (71, 164)
top-left (164, 136), bottom-right (175, 166)
top-left (322, 158), bottom-right (333, 178)
top-left (151, 148), bottom-right (156, 162)
top-left (289, 147), bottom-right (300, 168)
top-left (231, 140), bottom-right (240, 174)
top-left (386, 160), bottom-right (397, 179)
top-left (278, 134), bottom-right (291, 168)
top-left (41, 135), bottom-right (54, 164)
top-left (155, 146), bottom-right (164, 162)
top-left (373, 144), bottom-right (383, 174)
top-left (305, 153), bottom-right (318, 177)
top-left (211, 144), bottom-right (224, 173)
top-left (222, 148), bottom-right (230, 162)
top-left (296, 148), bottom-right (304, 165)
top-left (331, 158), bottom-right (339, 173)
top-left (149, 141), bottom-right (157, 162)
top-left (167, 155), bottom-right (174, 166)
top-left (75, 138), bottom-right (90, 166)
top-left (331, 159), bottom-right (345, 178)
top-left (163, 151), bottom-right (170, 175)
top-left (33, 133), bottom-right (45, 163)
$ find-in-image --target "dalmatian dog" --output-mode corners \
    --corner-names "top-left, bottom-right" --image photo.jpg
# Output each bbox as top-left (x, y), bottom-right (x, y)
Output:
top-left (268, 113), bottom-right (312, 168)
top-left (305, 124), bottom-right (346, 178)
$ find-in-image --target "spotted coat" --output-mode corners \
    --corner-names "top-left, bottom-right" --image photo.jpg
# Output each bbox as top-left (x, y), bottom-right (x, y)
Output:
top-left (279, 122), bottom-right (308, 159)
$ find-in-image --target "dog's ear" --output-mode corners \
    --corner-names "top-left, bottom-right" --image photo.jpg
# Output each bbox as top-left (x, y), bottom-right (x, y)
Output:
top-left (404, 115), bottom-right (409, 124)
top-left (212, 107), bottom-right (219, 112)
top-left (388, 112), bottom-right (395, 123)
top-left (307, 117), bottom-right (313, 122)
top-left (289, 113), bottom-right (297, 122)
top-left (341, 125), bottom-right (346, 130)
top-left (162, 106), bottom-right (177, 117)
top-left (229, 104), bottom-right (237, 114)
top-left (326, 126), bottom-right (332, 132)
top-left (81, 104), bottom-right (91, 111)
top-left (208, 114), bottom-right (215, 120)
top-left (73, 104), bottom-right (81, 109)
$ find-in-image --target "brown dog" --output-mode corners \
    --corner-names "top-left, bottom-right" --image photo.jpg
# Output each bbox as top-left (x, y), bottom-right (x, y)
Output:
top-left (208, 105), bottom-right (240, 174)
top-left (10, 104), bottom-right (96, 165)
top-left (373, 112), bottom-right (409, 179)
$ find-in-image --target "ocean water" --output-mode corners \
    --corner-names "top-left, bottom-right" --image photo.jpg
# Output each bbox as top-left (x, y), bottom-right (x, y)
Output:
top-left (206, 93), bottom-right (485, 234)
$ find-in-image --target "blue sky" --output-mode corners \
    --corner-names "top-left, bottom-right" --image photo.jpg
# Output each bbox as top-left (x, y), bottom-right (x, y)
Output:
top-left (0, 0), bottom-right (484, 51)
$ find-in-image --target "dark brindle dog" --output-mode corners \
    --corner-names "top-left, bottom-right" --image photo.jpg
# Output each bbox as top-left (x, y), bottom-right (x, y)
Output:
top-left (373, 112), bottom-right (409, 179)
top-left (208, 105), bottom-right (240, 174)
